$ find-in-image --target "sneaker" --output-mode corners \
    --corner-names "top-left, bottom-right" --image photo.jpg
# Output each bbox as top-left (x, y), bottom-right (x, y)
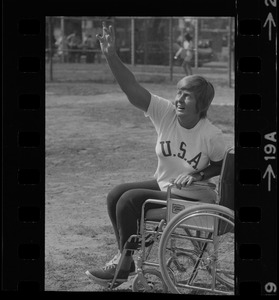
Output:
top-left (104, 252), bottom-right (136, 275)
top-left (85, 264), bottom-right (130, 287)
top-left (105, 251), bottom-right (121, 266)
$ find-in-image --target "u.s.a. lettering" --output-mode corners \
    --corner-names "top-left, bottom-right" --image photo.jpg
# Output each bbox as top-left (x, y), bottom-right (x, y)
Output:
top-left (159, 140), bottom-right (202, 170)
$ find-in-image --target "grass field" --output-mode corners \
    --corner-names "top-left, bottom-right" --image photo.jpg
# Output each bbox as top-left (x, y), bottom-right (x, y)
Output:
top-left (45, 67), bottom-right (234, 292)
top-left (46, 61), bottom-right (234, 87)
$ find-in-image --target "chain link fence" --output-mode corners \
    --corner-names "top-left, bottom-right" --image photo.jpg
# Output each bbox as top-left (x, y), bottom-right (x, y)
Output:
top-left (46, 16), bottom-right (234, 86)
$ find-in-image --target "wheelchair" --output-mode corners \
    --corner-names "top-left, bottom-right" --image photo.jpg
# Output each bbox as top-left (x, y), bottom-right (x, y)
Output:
top-left (108, 147), bottom-right (234, 295)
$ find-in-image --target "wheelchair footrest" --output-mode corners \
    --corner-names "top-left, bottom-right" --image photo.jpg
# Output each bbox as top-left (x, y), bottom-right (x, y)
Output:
top-left (124, 239), bottom-right (140, 251)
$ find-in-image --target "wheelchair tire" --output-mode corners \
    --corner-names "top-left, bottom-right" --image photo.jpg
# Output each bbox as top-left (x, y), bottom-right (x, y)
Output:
top-left (132, 268), bottom-right (168, 293)
top-left (158, 204), bottom-right (234, 295)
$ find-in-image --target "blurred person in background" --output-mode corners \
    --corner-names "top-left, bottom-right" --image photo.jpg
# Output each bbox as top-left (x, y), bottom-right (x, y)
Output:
top-left (174, 33), bottom-right (194, 76)
top-left (67, 30), bottom-right (82, 63)
top-left (55, 35), bottom-right (68, 63)
top-left (85, 22), bottom-right (226, 287)
top-left (84, 34), bottom-right (96, 63)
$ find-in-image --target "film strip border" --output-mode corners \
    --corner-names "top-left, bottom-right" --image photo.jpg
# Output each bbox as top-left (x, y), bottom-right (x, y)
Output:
top-left (2, 0), bottom-right (277, 295)
top-left (3, 15), bottom-right (44, 291)
top-left (236, 0), bottom-right (277, 295)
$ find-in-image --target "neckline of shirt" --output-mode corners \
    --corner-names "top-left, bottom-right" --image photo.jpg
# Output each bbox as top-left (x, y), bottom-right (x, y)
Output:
top-left (176, 116), bottom-right (206, 132)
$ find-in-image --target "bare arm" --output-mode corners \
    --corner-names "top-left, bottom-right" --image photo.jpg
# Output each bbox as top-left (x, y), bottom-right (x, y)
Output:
top-left (174, 159), bottom-right (223, 189)
top-left (97, 22), bottom-right (151, 112)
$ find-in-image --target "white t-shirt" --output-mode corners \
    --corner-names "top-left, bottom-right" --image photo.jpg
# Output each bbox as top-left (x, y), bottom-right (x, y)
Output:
top-left (183, 40), bottom-right (192, 50)
top-left (145, 94), bottom-right (226, 192)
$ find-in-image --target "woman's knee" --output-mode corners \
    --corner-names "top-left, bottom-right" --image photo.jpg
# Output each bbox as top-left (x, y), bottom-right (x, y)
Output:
top-left (107, 181), bottom-right (156, 207)
top-left (106, 183), bottom-right (128, 208)
top-left (116, 190), bottom-right (142, 219)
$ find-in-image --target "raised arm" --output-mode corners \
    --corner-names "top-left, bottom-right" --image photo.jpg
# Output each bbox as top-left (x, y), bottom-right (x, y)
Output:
top-left (96, 22), bottom-right (151, 112)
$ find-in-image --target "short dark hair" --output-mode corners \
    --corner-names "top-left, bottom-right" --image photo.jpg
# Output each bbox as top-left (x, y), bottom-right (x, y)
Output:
top-left (184, 33), bottom-right (192, 41)
top-left (177, 75), bottom-right (215, 118)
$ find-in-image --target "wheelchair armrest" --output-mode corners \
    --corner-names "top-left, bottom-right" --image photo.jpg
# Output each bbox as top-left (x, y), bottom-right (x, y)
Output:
top-left (190, 181), bottom-right (216, 189)
top-left (144, 199), bottom-right (167, 206)
top-left (167, 180), bottom-right (216, 198)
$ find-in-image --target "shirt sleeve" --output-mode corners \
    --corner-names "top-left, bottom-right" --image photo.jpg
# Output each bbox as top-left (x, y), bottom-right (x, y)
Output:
top-left (144, 94), bottom-right (174, 132)
top-left (208, 131), bottom-right (227, 162)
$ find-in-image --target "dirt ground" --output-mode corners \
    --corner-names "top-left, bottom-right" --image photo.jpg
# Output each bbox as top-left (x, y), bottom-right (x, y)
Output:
top-left (45, 81), bottom-right (234, 292)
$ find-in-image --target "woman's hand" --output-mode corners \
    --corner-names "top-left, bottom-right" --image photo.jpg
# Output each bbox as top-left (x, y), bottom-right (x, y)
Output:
top-left (173, 173), bottom-right (202, 189)
top-left (96, 22), bottom-right (116, 57)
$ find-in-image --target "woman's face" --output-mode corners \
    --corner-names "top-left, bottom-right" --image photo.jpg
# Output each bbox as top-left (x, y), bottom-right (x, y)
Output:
top-left (174, 88), bottom-right (199, 119)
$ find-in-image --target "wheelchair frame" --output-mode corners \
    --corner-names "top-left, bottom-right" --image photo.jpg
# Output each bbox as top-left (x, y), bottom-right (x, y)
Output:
top-left (108, 147), bottom-right (234, 294)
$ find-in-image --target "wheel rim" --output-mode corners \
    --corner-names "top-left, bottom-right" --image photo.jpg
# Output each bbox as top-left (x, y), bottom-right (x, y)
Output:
top-left (159, 206), bottom-right (234, 295)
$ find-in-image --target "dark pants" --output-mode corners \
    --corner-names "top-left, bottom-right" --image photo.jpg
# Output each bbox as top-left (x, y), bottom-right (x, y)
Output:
top-left (107, 179), bottom-right (187, 252)
top-left (86, 50), bottom-right (95, 63)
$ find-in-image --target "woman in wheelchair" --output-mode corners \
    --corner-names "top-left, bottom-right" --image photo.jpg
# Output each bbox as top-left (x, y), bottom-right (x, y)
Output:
top-left (85, 22), bottom-right (227, 287)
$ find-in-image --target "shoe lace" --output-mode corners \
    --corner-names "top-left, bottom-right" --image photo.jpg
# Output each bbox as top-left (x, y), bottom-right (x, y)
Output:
top-left (103, 263), bottom-right (117, 271)
top-left (105, 251), bottom-right (121, 267)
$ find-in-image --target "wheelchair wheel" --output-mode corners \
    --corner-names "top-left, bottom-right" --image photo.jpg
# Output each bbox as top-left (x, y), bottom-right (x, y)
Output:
top-left (159, 204), bottom-right (234, 295)
top-left (132, 268), bottom-right (168, 293)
